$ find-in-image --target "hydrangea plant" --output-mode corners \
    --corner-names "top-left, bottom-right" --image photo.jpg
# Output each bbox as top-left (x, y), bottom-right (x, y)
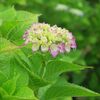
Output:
top-left (0, 7), bottom-right (100, 100)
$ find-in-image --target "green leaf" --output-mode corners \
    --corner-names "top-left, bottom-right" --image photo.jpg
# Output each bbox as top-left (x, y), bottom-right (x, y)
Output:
top-left (11, 10), bottom-right (39, 42)
top-left (2, 76), bottom-right (19, 95)
top-left (0, 87), bottom-right (8, 97)
top-left (53, 97), bottom-right (72, 100)
top-left (0, 7), bottom-right (16, 21)
top-left (0, 37), bottom-right (17, 54)
top-left (0, 71), bottom-right (7, 86)
top-left (15, 53), bottom-right (49, 89)
top-left (14, 52), bottom-right (49, 89)
top-left (0, 38), bottom-right (49, 90)
top-left (0, 7), bottom-right (46, 99)
top-left (28, 52), bottom-right (44, 76)
top-left (14, 87), bottom-right (37, 100)
top-left (16, 50), bottom-right (43, 76)
top-left (60, 50), bottom-right (81, 63)
top-left (0, 7), bottom-right (43, 90)
top-left (0, 7), bottom-right (39, 43)
top-left (38, 85), bottom-right (51, 99)
top-left (3, 87), bottom-right (38, 100)
top-left (41, 80), bottom-right (100, 100)
top-left (44, 60), bottom-right (89, 81)
top-left (39, 86), bottom-right (72, 100)
top-left (28, 73), bottom-right (49, 90)
top-left (0, 53), bottom-right (29, 88)
top-left (0, 38), bottom-right (29, 87)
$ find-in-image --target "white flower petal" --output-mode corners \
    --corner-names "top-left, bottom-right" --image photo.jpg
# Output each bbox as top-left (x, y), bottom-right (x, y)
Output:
top-left (32, 43), bottom-right (39, 52)
top-left (41, 45), bottom-right (48, 52)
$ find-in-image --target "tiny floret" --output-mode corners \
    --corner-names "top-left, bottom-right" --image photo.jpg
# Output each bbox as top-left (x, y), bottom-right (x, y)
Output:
top-left (23, 23), bottom-right (77, 57)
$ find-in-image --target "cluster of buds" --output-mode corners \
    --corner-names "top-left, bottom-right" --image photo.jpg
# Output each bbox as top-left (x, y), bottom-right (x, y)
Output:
top-left (23, 23), bottom-right (76, 57)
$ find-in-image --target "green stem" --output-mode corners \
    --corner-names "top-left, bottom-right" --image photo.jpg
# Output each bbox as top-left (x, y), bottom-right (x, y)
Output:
top-left (39, 55), bottom-right (46, 78)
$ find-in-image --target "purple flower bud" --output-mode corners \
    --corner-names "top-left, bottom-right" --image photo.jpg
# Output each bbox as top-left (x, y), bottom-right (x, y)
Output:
top-left (58, 43), bottom-right (65, 53)
top-left (67, 32), bottom-right (73, 39)
top-left (71, 37), bottom-right (77, 48)
top-left (23, 31), bottom-right (29, 40)
top-left (49, 44), bottom-right (59, 57)
top-left (51, 50), bottom-right (59, 57)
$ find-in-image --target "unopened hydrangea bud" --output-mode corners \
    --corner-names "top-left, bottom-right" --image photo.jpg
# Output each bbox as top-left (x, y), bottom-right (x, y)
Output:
top-left (49, 44), bottom-right (59, 57)
top-left (58, 43), bottom-right (65, 53)
top-left (41, 44), bottom-right (48, 52)
top-left (32, 43), bottom-right (39, 51)
top-left (23, 23), bottom-right (77, 57)
top-left (65, 43), bottom-right (71, 52)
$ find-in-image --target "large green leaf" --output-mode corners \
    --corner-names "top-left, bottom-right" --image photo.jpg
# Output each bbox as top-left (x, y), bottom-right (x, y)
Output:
top-left (0, 37), bottom-right (49, 90)
top-left (0, 53), bottom-right (29, 87)
top-left (10, 10), bottom-right (39, 43)
top-left (15, 53), bottom-right (49, 88)
top-left (14, 52), bottom-right (49, 89)
top-left (0, 38), bottom-right (38, 99)
top-left (0, 38), bottom-right (29, 86)
top-left (41, 79), bottom-right (100, 100)
top-left (17, 49), bottom-right (44, 76)
top-left (0, 7), bottom-right (39, 44)
top-left (2, 87), bottom-right (38, 100)
top-left (43, 60), bottom-right (89, 81)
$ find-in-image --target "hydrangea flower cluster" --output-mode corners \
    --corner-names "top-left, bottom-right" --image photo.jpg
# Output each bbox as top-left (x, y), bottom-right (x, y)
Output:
top-left (23, 23), bottom-right (76, 57)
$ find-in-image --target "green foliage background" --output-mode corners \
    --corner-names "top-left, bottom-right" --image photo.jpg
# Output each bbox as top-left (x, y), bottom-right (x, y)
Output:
top-left (0, 0), bottom-right (100, 100)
